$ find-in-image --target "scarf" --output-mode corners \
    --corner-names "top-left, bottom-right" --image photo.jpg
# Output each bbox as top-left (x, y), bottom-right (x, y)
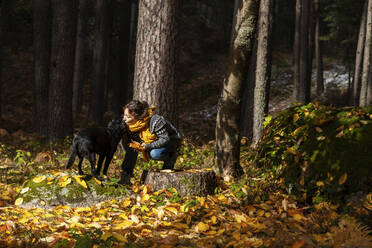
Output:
top-left (128, 106), bottom-right (158, 144)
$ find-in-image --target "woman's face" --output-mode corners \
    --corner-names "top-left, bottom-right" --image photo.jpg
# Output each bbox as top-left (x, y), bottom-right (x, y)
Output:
top-left (123, 108), bottom-right (137, 125)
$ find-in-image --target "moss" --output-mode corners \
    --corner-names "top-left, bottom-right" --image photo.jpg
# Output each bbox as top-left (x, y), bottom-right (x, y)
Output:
top-left (250, 103), bottom-right (372, 203)
top-left (18, 173), bottom-right (130, 207)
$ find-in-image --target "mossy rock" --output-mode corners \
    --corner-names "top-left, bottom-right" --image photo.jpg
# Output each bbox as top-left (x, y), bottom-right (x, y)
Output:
top-left (251, 102), bottom-right (372, 203)
top-left (17, 172), bottom-right (130, 208)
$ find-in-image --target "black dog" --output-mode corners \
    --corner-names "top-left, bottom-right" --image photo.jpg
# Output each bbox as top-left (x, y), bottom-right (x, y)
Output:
top-left (66, 119), bottom-right (126, 179)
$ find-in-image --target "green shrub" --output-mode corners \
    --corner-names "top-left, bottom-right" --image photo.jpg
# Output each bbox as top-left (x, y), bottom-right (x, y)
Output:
top-left (250, 102), bottom-right (372, 203)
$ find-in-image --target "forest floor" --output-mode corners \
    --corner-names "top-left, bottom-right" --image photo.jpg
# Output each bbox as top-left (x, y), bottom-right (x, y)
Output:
top-left (0, 49), bottom-right (371, 247)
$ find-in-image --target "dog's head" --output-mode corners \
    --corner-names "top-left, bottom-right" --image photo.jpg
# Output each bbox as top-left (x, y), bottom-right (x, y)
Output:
top-left (107, 119), bottom-right (127, 138)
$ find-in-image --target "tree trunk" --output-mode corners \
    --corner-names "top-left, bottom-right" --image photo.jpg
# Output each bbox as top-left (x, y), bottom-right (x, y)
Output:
top-left (360, 0), bottom-right (372, 107)
top-left (133, 0), bottom-right (180, 125)
top-left (89, 0), bottom-right (111, 125)
top-left (48, 0), bottom-right (76, 141)
top-left (112, 0), bottom-right (132, 116)
top-left (0, 1), bottom-right (8, 119)
top-left (299, 0), bottom-right (311, 103)
top-left (314, 0), bottom-right (324, 97)
top-left (293, 0), bottom-right (301, 102)
top-left (215, 0), bottom-right (258, 178)
top-left (142, 169), bottom-right (217, 196)
top-left (252, 0), bottom-right (273, 146)
top-left (354, 1), bottom-right (368, 106)
top-left (33, 0), bottom-right (51, 136)
top-left (306, 0), bottom-right (315, 100)
top-left (72, 0), bottom-right (89, 113)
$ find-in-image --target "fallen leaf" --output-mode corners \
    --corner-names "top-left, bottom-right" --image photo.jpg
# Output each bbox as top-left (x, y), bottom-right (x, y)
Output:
top-left (73, 176), bottom-right (88, 189)
top-left (196, 221), bottom-right (209, 232)
top-left (33, 175), bottom-right (46, 183)
top-left (14, 198), bottom-right (23, 206)
top-left (338, 173), bottom-right (347, 185)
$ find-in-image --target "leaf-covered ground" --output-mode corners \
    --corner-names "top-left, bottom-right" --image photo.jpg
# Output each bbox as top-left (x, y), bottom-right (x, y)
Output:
top-left (1, 112), bottom-right (372, 248)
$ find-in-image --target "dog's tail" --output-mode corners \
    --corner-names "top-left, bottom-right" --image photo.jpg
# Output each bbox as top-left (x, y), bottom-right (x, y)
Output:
top-left (66, 139), bottom-right (78, 169)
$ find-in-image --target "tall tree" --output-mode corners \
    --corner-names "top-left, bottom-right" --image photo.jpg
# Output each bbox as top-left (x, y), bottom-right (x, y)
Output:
top-left (215, 0), bottom-right (258, 178)
top-left (33, 0), bottom-right (51, 136)
top-left (112, 0), bottom-right (132, 116)
top-left (360, 0), bottom-right (372, 107)
top-left (48, 0), bottom-right (76, 141)
top-left (133, 0), bottom-right (180, 125)
top-left (293, 0), bottom-right (311, 103)
top-left (89, 0), bottom-right (112, 124)
top-left (293, 0), bottom-right (301, 102)
top-left (252, 0), bottom-right (273, 146)
top-left (72, 0), bottom-right (89, 113)
top-left (354, 0), bottom-right (368, 105)
top-left (314, 0), bottom-right (324, 97)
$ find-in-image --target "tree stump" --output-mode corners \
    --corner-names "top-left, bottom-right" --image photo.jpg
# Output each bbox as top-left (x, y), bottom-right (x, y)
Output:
top-left (142, 169), bottom-right (217, 196)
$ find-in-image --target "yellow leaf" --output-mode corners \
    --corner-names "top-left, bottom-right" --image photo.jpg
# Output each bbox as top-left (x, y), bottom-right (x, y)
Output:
top-left (33, 175), bottom-right (46, 183)
top-left (211, 215), bottom-right (217, 224)
top-left (235, 214), bottom-right (247, 223)
top-left (141, 194), bottom-right (150, 202)
top-left (101, 232), bottom-right (113, 241)
top-left (205, 230), bottom-right (217, 235)
top-left (257, 210), bottom-right (265, 217)
top-left (40, 200), bottom-right (46, 206)
top-left (265, 212), bottom-right (271, 218)
top-left (121, 198), bottom-right (132, 208)
top-left (338, 173), bottom-right (347, 185)
top-left (143, 185), bottom-right (151, 194)
top-left (93, 177), bottom-right (102, 185)
top-left (316, 181), bottom-right (325, 187)
top-left (293, 214), bottom-right (303, 221)
top-left (141, 205), bottom-right (149, 212)
top-left (114, 220), bottom-right (133, 229)
top-left (293, 113), bottom-right (299, 123)
top-left (370, 114), bottom-right (372, 119)
top-left (166, 207), bottom-right (179, 215)
top-left (196, 222), bottom-right (209, 232)
top-left (59, 177), bottom-right (71, 187)
top-left (14, 198), bottom-right (23, 206)
top-left (73, 176), bottom-right (88, 189)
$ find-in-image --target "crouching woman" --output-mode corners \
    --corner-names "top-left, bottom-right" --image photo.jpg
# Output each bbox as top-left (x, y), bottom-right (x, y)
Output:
top-left (119, 100), bottom-right (181, 184)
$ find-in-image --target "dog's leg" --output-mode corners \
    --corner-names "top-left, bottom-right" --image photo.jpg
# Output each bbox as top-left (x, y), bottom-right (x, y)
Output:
top-left (102, 152), bottom-right (114, 176)
top-left (95, 155), bottom-right (105, 176)
top-left (88, 153), bottom-right (97, 176)
top-left (77, 156), bottom-right (84, 175)
top-left (66, 141), bottom-right (78, 169)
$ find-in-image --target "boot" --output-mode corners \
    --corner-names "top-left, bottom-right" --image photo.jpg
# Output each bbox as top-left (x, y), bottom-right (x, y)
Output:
top-left (118, 171), bottom-right (131, 185)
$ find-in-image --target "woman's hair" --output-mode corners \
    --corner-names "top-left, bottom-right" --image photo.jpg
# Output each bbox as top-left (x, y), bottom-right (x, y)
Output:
top-left (123, 100), bottom-right (149, 119)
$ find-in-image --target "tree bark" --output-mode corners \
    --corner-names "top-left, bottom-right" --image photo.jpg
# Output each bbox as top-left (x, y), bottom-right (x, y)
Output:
top-left (142, 169), bottom-right (217, 196)
top-left (133, 0), bottom-right (180, 125)
top-left (215, 0), bottom-right (258, 178)
top-left (72, 0), bottom-right (89, 113)
top-left (89, 0), bottom-right (112, 125)
top-left (353, 0), bottom-right (368, 106)
top-left (0, 1), bottom-right (8, 119)
top-left (33, 0), bottom-right (51, 136)
top-left (252, 0), bottom-right (273, 146)
top-left (299, 0), bottom-right (311, 103)
top-left (360, 0), bottom-right (372, 107)
top-left (112, 0), bottom-right (132, 116)
top-left (306, 0), bottom-right (315, 100)
top-left (314, 0), bottom-right (324, 97)
top-left (48, 0), bottom-right (76, 141)
top-left (293, 0), bottom-right (301, 102)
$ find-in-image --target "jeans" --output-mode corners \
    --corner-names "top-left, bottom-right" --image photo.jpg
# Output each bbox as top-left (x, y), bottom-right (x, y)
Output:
top-left (121, 144), bottom-right (179, 177)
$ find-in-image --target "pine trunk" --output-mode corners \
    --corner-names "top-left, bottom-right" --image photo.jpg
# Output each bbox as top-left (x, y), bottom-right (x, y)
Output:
top-left (299, 0), bottom-right (310, 103)
top-left (215, 0), bottom-right (258, 178)
top-left (89, 0), bottom-right (111, 125)
top-left (360, 0), bottom-right (372, 107)
top-left (252, 0), bottom-right (273, 146)
top-left (353, 1), bottom-right (367, 106)
top-left (293, 0), bottom-right (301, 101)
top-left (48, 0), bottom-right (76, 141)
top-left (33, 0), bottom-right (51, 136)
top-left (133, 0), bottom-right (180, 125)
top-left (112, 0), bottom-right (131, 116)
top-left (314, 0), bottom-right (324, 96)
top-left (72, 0), bottom-right (89, 113)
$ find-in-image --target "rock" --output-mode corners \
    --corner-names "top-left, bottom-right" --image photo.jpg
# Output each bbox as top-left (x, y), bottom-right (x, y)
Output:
top-left (16, 172), bottom-right (131, 208)
top-left (142, 168), bottom-right (217, 196)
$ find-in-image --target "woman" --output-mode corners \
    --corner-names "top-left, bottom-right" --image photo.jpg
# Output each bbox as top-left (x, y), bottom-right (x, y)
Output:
top-left (119, 100), bottom-right (181, 184)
